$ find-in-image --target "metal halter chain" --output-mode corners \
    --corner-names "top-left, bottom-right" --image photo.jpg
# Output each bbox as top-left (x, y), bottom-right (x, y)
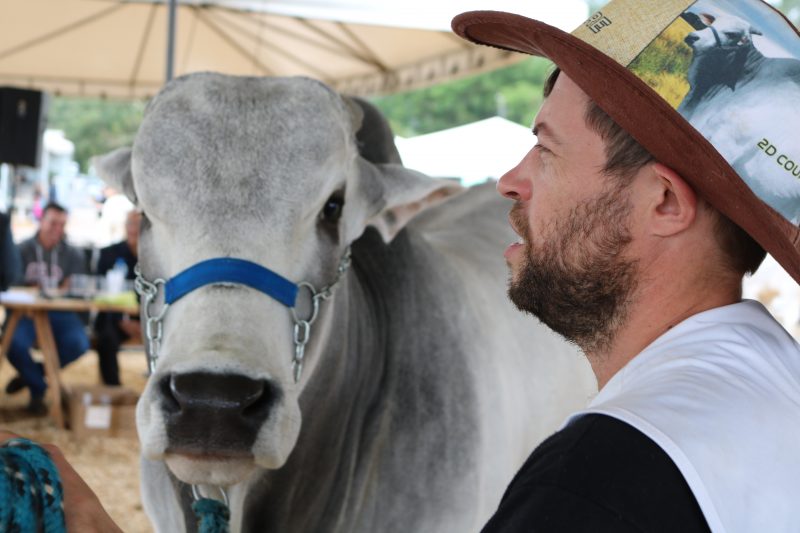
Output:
top-left (134, 264), bottom-right (168, 375)
top-left (133, 247), bottom-right (352, 382)
top-left (290, 248), bottom-right (351, 382)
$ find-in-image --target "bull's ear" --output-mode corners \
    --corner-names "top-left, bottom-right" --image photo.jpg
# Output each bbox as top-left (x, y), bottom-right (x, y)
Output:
top-left (92, 147), bottom-right (137, 204)
top-left (342, 94), bottom-right (462, 243)
top-left (699, 13), bottom-right (715, 26)
top-left (681, 12), bottom-right (707, 30)
top-left (351, 161), bottom-right (463, 243)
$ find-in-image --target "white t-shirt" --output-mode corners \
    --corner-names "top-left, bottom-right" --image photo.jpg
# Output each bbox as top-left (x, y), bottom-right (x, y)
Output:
top-left (565, 300), bottom-right (800, 533)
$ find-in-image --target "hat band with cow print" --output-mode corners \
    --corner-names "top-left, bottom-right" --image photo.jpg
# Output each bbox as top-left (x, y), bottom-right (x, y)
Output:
top-left (453, 0), bottom-right (800, 284)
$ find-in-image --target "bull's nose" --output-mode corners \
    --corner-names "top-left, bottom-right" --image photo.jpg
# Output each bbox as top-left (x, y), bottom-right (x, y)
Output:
top-left (161, 372), bottom-right (279, 455)
top-left (685, 33), bottom-right (700, 46)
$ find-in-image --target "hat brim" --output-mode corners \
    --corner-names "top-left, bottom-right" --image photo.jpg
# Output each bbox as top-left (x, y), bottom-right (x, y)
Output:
top-left (453, 11), bottom-right (800, 284)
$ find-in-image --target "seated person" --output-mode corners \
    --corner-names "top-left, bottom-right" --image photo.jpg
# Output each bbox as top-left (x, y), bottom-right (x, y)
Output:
top-left (5, 202), bottom-right (90, 415)
top-left (93, 210), bottom-right (141, 386)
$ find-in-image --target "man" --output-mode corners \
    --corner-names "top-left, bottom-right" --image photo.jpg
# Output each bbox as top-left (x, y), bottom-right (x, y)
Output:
top-left (93, 210), bottom-right (141, 385)
top-left (2, 1), bottom-right (799, 528)
top-left (5, 202), bottom-right (90, 414)
top-left (453, 0), bottom-right (800, 531)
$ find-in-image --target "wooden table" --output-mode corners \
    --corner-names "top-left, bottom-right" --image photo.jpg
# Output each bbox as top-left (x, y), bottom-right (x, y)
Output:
top-left (0, 289), bottom-right (139, 428)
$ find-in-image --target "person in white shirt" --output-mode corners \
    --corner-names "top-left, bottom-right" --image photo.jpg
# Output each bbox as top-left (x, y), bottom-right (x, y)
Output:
top-left (452, 0), bottom-right (800, 531)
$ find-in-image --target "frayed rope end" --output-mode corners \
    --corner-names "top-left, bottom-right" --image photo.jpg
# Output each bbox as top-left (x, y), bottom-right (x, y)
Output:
top-left (192, 497), bottom-right (230, 533)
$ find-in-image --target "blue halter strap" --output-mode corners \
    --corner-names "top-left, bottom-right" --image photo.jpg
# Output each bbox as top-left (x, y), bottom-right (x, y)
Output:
top-left (165, 258), bottom-right (298, 307)
top-left (710, 25), bottom-right (723, 47)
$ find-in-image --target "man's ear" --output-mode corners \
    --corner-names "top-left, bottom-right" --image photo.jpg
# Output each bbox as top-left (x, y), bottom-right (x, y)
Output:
top-left (645, 163), bottom-right (698, 237)
top-left (92, 147), bottom-right (137, 204)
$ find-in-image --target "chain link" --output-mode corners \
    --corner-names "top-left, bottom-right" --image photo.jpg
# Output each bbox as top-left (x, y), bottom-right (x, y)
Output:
top-left (288, 247), bottom-right (351, 382)
top-left (316, 248), bottom-right (352, 301)
top-left (134, 264), bottom-right (168, 374)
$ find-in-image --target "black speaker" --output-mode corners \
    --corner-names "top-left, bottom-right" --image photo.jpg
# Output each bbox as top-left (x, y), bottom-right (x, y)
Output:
top-left (0, 87), bottom-right (48, 167)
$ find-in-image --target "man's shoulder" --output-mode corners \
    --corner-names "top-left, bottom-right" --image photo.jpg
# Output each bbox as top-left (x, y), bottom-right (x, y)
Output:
top-left (484, 414), bottom-right (709, 532)
top-left (17, 236), bottom-right (36, 249)
top-left (17, 237), bottom-right (37, 257)
top-left (99, 241), bottom-right (127, 255)
top-left (510, 414), bottom-right (671, 488)
top-left (59, 240), bottom-right (87, 257)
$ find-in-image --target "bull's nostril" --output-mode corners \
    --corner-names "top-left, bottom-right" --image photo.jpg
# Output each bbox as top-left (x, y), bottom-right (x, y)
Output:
top-left (242, 381), bottom-right (277, 420)
top-left (160, 375), bottom-right (181, 415)
top-left (685, 34), bottom-right (700, 45)
top-left (167, 372), bottom-right (274, 414)
top-left (164, 372), bottom-right (281, 454)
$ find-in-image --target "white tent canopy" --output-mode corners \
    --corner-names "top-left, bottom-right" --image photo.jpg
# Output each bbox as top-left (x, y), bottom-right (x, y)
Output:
top-left (0, 0), bottom-right (587, 99)
top-left (395, 116), bottom-right (533, 186)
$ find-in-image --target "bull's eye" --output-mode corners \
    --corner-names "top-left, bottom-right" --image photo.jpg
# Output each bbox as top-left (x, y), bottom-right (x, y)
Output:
top-left (321, 195), bottom-right (344, 223)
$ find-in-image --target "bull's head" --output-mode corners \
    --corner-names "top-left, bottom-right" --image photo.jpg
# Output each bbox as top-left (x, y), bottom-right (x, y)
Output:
top-left (94, 74), bottom-right (461, 489)
top-left (684, 12), bottom-right (763, 51)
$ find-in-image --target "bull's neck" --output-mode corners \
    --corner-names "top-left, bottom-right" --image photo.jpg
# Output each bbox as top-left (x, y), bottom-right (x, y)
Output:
top-left (240, 239), bottom-right (391, 532)
top-left (682, 44), bottom-right (763, 113)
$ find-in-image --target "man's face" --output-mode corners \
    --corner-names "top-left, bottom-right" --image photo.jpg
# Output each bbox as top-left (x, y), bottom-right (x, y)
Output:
top-left (498, 73), bottom-right (639, 354)
top-left (38, 208), bottom-right (68, 250)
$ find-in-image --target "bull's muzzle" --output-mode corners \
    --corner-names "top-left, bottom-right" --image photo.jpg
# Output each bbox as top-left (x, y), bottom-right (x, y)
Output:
top-left (160, 372), bottom-right (279, 456)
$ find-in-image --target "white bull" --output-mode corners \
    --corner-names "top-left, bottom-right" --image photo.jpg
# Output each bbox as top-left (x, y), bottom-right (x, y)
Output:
top-left (96, 73), bottom-right (596, 533)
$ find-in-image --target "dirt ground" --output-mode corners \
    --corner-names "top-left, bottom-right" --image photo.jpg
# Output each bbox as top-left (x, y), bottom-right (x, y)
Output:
top-left (0, 348), bottom-right (153, 532)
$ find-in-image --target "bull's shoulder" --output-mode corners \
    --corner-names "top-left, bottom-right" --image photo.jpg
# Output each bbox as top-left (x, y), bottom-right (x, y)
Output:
top-left (763, 56), bottom-right (800, 80)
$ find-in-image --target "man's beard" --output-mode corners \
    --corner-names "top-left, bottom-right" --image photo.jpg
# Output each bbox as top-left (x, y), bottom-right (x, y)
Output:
top-left (508, 182), bottom-right (638, 355)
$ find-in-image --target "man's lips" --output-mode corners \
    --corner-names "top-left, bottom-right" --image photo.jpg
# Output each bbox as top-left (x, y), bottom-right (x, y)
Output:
top-left (506, 208), bottom-right (528, 261)
top-left (508, 213), bottom-right (525, 239)
top-left (504, 242), bottom-right (524, 261)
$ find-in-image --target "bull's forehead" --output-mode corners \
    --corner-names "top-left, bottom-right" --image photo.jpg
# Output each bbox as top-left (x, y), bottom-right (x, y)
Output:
top-left (132, 74), bottom-right (356, 226)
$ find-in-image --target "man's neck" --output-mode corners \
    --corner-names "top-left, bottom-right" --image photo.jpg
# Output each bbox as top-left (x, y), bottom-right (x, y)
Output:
top-left (37, 234), bottom-right (57, 251)
top-left (586, 269), bottom-right (742, 389)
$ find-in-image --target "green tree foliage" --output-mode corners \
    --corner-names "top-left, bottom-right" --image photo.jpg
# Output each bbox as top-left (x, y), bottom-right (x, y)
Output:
top-left (778, 0), bottom-right (800, 22)
top-left (48, 98), bottom-right (145, 172)
top-left (371, 57), bottom-right (554, 137)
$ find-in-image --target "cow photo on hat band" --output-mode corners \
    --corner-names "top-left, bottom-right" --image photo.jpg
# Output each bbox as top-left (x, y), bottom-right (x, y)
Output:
top-left (620, 0), bottom-right (800, 223)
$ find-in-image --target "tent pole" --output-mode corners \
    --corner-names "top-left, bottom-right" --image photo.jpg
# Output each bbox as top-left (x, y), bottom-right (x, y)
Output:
top-left (166, 0), bottom-right (177, 81)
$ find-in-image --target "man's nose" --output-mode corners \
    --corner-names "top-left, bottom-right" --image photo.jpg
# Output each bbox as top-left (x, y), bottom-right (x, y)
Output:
top-left (497, 157), bottom-right (532, 202)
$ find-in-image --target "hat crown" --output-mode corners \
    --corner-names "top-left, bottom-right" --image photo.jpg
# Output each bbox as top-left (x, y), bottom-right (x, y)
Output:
top-left (572, 0), bottom-right (695, 67)
top-left (572, 0), bottom-right (800, 224)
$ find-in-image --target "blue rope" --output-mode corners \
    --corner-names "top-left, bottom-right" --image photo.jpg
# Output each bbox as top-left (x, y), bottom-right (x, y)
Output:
top-left (192, 497), bottom-right (230, 533)
top-left (0, 438), bottom-right (66, 533)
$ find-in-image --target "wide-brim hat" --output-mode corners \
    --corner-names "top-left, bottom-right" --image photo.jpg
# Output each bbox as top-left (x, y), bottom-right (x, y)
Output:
top-left (453, 0), bottom-right (800, 284)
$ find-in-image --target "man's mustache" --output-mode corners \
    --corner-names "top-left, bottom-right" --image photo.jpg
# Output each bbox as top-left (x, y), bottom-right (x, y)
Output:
top-left (509, 202), bottom-right (530, 244)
